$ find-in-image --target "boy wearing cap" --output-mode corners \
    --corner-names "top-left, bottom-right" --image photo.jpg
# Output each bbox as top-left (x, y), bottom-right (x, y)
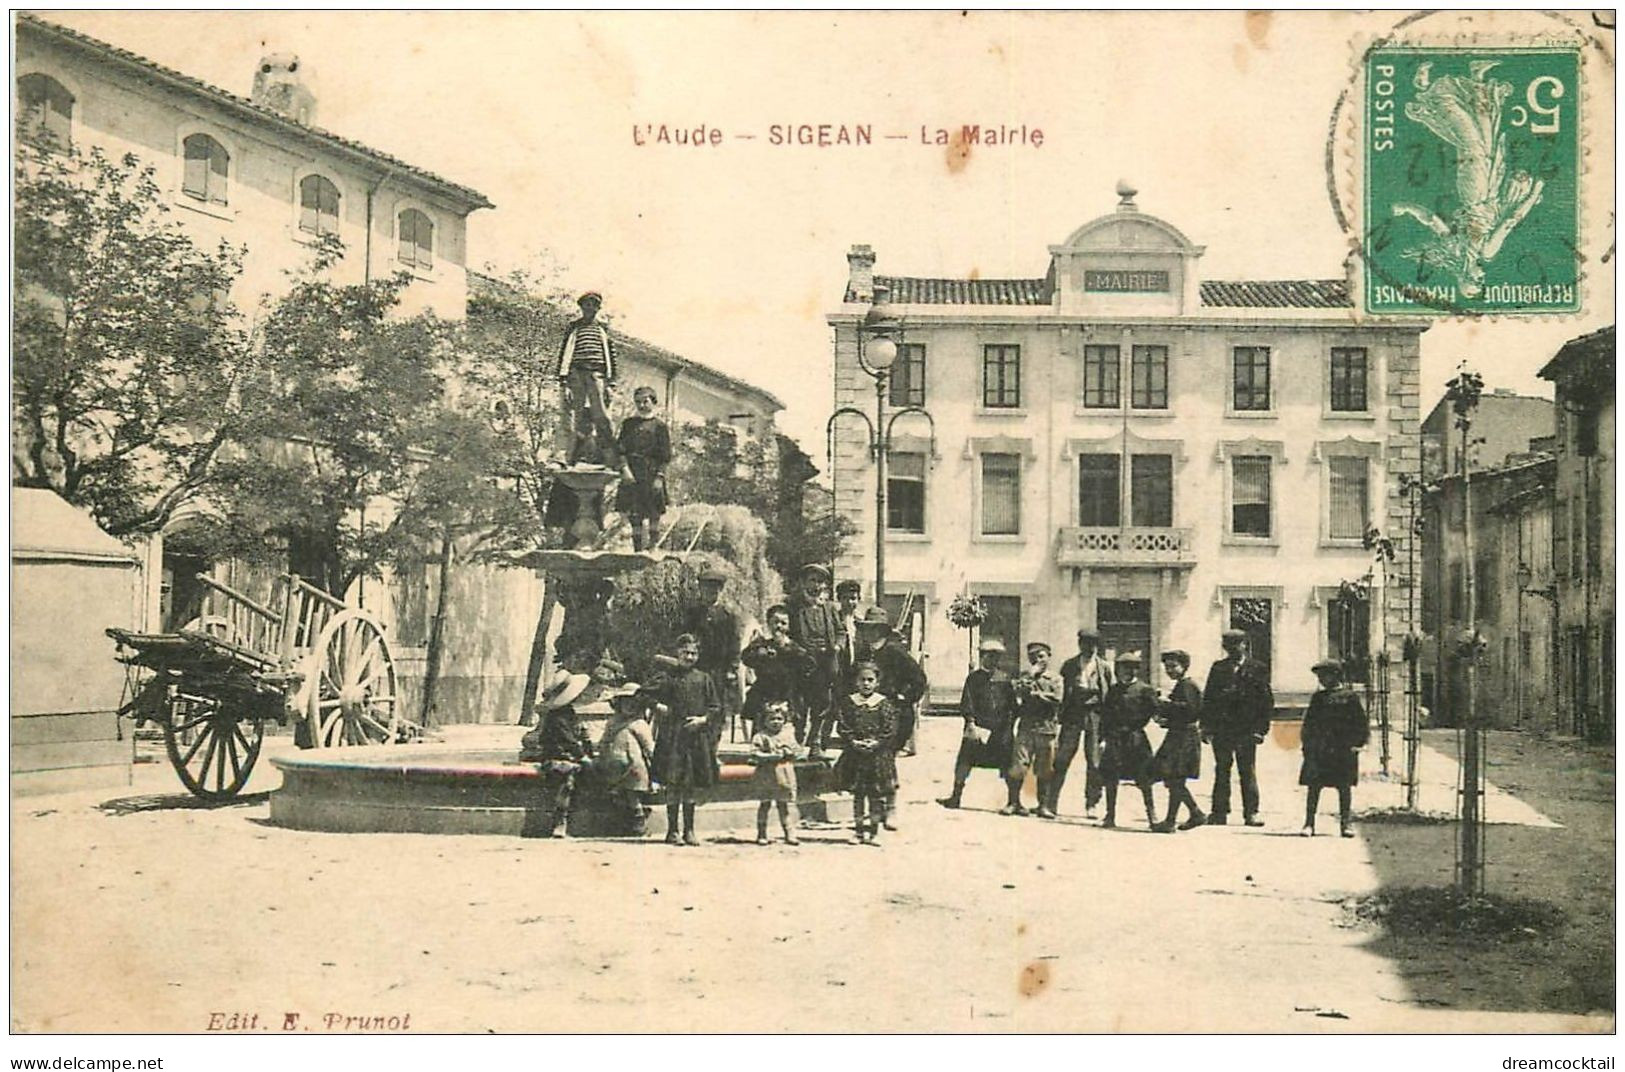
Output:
top-left (1151, 650), bottom-right (1206, 833)
top-left (852, 606), bottom-right (927, 825)
top-left (788, 565), bottom-right (841, 756)
top-left (938, 639), bottom-right (1016, 810)
top-left (596, 683), bottom-right (656, 836)
top-left (1299, 660), bottom-right (1369, 837)
top-left (1007, 641), bottom-right (1064, 817)
top-left (833, 579), bottom-right (864, 683)
top-left (556, 291), bottom-right (619, 465)
top-left (683, 568), bottom-right (743, 737)
top-left (1054, 629), bottom-right (1114, 817)
top-left (741, 604), bottom-right (815, 735)
top-left (1201, 628), bottom-right (1275, 827)
top-left (1099, 651), bottom-right (1158, 829)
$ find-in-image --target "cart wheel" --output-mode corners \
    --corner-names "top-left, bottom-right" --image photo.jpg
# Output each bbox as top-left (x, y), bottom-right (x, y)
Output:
top-left (162, 691), bottom-right (264, 800)
top-left (306, 610), bottom-right (409, 748)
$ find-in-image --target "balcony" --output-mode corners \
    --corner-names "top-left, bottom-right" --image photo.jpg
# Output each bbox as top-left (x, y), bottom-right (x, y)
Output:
top-left (1055, 526), bottom-right (1196, 568)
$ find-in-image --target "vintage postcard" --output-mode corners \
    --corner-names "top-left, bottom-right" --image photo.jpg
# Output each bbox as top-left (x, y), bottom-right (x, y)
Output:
top-left (8, 7), bottom-right (1616, 1057)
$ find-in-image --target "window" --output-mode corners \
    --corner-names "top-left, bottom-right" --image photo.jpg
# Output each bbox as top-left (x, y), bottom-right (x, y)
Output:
top-left (17, 73), bottom-right (72, 150)
top-left (889, 343), bottom-right (926, 407)
top-left (1585, 488), bottom-right (1602, 577)
top-left (1078, 455), bottom-right (1120, 527)
top-left (1328, 456), bottom-right (1369, 540)
top-left (298, 174), bottom-right (341, 236)
top-left (980, 453), bottom-right (1021, 535)
top-left (1449, 562), bottom-right (1466, 622)
top-left (1231, 456), bottom-right (1272, 537)
top-left (1330, 347), bottom-right (1368, 412)
top-left (1097, 598), bottom-right (1152, 665)
top-left (1477, 554), bottom-right (1498, 620)
top-left (980, 595), bottom-right (1022, 660)
top-left (1130, 454), bottom-right (1173, 527)
top-left (1082, 345), bottom-right (1120, 408)
top-left (182, 133), bottom-right (230, 205)
top-left (887, 451), bottom-right (926, 533)
top-left (1326, 590), bottom-right (1370, 683)
top-left (1577, 406), bottom-right (1599, 456)
top-left (982, 345), bottom-right (1021, 408)
top-left (1229, 596), bottom-right (1274, 680)
top-left (1232, 346), bottom-right (1271, 411)
top-left (1570, 497), bottom-right (1584, 578)
top-left (1553, 495), bottom-right (1568, 576)
top-left (398, 208), bottom-right (434, 269)
top-left (1131, 345), bottom-right (1169, 409)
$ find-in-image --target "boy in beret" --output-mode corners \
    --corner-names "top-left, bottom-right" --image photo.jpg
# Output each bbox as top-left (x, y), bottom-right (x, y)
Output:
top-left (1299, 659), bottom-right (1369, 837)
top-left (939, 638), bottom-right (1016, 810)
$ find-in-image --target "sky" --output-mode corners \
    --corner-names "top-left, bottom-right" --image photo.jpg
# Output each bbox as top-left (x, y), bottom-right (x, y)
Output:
top-left (43, 9), bottom-right (1616, 454)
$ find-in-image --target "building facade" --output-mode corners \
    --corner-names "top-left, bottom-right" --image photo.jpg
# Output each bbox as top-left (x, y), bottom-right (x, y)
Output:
top-left (1539, 325), bottom-right (1615, 740)
top-left (828, 190), bottom-right (1426, 706)
top-left (17, 14), bottom-right (491, 321)
top-left (1421, 455), bottom-right (1558, 731)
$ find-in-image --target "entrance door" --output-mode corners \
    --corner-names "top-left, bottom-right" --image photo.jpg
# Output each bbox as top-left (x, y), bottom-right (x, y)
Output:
top-left (1229, 596), bottom-right (1273, 683)
top-left (980, 596), bottom-right (1022, 663)
top-left (1096, 598), bottom-right (1152, 665)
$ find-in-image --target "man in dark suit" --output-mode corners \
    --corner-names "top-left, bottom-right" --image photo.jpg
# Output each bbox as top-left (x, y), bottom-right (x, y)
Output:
top-left (1200, 628), bottom-right (1274, 826)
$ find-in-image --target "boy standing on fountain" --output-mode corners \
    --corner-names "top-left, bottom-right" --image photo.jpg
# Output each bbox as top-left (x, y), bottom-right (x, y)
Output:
top-left (650, 633), bottom-right (723, 846)
top-left (615, 386), bottom-right (671, 551)
top-left (556, 291), bottom-right (619, 467)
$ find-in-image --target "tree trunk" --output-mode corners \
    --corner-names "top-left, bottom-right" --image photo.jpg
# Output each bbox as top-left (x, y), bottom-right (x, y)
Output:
top-left (518, 578), bottom-right (558, 726)
top-left (419, 533), bottom-right (455, 728)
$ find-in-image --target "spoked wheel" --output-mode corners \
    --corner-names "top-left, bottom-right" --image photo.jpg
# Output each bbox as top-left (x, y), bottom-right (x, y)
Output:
top-left (306, 610), bottom-right (410, 748)
top-left (162, 690), bottom-right (265, 799)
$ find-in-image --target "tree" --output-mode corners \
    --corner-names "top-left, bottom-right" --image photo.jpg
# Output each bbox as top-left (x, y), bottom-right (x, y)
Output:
top-left (12, 143), bottom-right (255, 535)
top-left (666, 421), bottom-right (851, 585)
top-left (198, 242), bottom-right (476, 598)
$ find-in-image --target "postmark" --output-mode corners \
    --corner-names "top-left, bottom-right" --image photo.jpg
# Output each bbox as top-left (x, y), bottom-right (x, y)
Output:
top-left (1362, 44), bottom-right (1581, 316)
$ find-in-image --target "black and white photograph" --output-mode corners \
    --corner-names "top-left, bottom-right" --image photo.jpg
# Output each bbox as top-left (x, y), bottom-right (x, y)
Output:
top-left (7, 7), bottom-right (1618, 1056)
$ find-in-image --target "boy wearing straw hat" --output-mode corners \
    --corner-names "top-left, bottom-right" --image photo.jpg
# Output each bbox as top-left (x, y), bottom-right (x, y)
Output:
top-left (521, 670), bottom-right (595, 837)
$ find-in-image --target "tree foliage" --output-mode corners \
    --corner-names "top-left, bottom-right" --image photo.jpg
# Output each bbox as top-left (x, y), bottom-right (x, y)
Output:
top-left (12, 143), bottom-right (255, 535)
top-left (197, 243), bottom-right (509, 595)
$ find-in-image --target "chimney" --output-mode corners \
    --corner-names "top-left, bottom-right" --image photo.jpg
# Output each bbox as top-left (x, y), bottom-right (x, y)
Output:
top-left (846, 244), bottom-right (876, 303)
top-left (251, 53), bottom-right (317, 125)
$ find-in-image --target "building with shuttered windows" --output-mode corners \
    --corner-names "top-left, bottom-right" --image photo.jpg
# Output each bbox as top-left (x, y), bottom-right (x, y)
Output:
top-left (827, 189), bottom-right (1426, 707)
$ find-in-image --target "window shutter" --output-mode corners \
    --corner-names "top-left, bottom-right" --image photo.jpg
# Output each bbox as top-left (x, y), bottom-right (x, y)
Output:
top-left (1328, 457), bottom-right (1369, 539)
top-left (981, 453), bottom-right (1021, 535)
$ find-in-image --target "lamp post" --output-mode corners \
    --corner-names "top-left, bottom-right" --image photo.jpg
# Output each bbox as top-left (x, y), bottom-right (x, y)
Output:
top-left (825, 284), bottom-right (935, 606)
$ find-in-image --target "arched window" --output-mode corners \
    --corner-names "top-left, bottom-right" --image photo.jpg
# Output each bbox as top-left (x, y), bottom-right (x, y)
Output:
top-left (298, 174), bottom-right (341, 236)
top-left (17, 73), bottom-right (73, 150)
top-left (397, 208), bottom-right (434, 269)
top-left (181, 133), bottom-right (230, 205)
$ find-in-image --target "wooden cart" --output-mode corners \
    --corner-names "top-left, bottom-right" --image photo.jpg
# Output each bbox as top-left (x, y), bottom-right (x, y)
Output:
top-left (107, 572), bottom-right (413, 800)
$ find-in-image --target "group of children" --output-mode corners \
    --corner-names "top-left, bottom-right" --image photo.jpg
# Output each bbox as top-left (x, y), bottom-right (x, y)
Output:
top-left (525, 591), bottom-right (1371, 846)
top-left (945, 634), bottom-right (1371, 838)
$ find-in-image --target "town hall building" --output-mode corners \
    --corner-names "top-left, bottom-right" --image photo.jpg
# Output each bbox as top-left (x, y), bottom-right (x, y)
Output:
top-left (828, 187), bottom-right (1426, 707)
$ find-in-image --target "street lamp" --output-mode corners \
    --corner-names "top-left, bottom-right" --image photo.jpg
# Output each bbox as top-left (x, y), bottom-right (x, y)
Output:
top-left (826, 283), bottom-right (935, 605)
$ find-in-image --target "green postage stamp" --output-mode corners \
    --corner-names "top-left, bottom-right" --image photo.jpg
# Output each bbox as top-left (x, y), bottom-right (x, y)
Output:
top-left (1363, 45), bottom-right (1581, 316)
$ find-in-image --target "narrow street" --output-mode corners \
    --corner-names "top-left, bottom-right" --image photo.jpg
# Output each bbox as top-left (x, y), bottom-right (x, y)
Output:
top-left (12, 718), bottom-right (1607, 1033)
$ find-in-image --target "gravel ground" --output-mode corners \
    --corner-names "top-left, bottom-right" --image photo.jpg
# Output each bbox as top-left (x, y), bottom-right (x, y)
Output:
top-left (11, 719), bottom-right (1611, 1034)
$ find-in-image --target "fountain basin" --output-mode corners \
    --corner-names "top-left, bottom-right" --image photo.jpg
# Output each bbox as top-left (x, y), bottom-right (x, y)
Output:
top-left (269, 742), bottom-right (851, 837)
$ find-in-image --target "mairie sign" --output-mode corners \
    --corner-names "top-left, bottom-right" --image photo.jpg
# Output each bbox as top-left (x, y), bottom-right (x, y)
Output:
top-left (1084, 269), bottom-right (1170, 293)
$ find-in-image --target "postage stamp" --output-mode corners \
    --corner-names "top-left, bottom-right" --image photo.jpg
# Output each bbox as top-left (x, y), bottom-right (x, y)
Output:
top-left (1363, 45), bottom-right (1581, 316)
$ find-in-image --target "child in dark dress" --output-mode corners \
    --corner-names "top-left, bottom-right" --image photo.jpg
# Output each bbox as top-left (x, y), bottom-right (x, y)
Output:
top-left (833, 661), bottom-right (898, 845)
top-left (1151, 650), bottom-right (1207, 833)
top-left (616, 386), bottom-right (672, 551)
top-left (649, 633), bottom-right (723, 846)
top-left (1099, 651), bottom-right (1158, 829)
top-left (741, 604), bottom-right (815, 738)
top-left (1300, 660), bottom-right (1370, 838)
